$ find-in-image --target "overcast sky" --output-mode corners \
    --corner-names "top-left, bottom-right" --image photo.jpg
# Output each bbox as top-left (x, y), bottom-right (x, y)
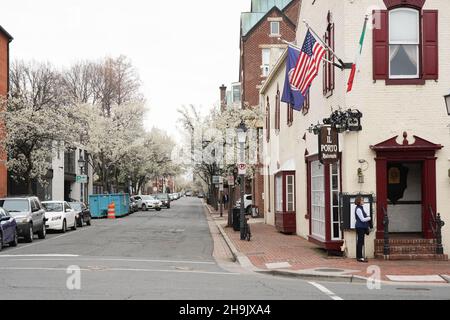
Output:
top-left (0, 0), bottom-right (249, 139)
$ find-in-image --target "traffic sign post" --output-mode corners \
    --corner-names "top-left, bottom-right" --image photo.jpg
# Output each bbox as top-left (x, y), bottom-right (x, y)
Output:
top-left (238, 163), bottom-right (247, 175)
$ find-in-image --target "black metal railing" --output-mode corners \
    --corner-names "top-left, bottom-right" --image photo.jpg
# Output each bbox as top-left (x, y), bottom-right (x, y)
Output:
top-left (429, 206), bottom-right (445, 255)
top-left (382, 207), bottom-right (390, 256)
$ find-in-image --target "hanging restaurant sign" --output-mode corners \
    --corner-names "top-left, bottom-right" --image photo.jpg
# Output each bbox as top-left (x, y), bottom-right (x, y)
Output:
top-left (319, 125), bottom-right (339, 164)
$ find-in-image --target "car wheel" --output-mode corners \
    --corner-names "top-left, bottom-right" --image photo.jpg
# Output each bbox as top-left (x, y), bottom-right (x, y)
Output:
top-left (38, 222), bottom-right (46, 239)
top-left (25, 224), bottom-right (34, 243)
top-left (71, 218), bottom-right (77, 231)
top-left (246, 206), bottom-right (252, 215)
top-left (86, 217), bottom-right (91, 226)
top-left (142, 204), bottom-right (147, 211)
top-left (9, 229), bottom-right (18, 247)
top-left (156, 207), bottom-right (161, 212)
top-left (61, 220), bottom-right (67, 233)
top-left (0, 231), bottom-right (3, 251)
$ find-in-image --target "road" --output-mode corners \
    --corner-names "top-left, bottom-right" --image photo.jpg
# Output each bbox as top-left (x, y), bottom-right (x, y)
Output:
top-left (0, 197), bottom-right (449, 300)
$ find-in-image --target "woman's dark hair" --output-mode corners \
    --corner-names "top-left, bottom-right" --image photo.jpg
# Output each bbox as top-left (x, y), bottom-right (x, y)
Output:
top-left (355, 196), bottom-right (363, 206)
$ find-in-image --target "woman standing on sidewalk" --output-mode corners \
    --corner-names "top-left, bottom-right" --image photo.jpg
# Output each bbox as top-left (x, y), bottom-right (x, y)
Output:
top-left (355, 197), bottom-right (371, 263)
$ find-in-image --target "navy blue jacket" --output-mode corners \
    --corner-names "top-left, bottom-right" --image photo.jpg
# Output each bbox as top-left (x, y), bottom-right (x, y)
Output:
top-left (355, 205), bottom-right (370, 229)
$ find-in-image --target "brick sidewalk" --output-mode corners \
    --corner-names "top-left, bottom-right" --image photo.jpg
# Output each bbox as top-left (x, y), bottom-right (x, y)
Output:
top-left (216, 215), bottom-right (450, 282)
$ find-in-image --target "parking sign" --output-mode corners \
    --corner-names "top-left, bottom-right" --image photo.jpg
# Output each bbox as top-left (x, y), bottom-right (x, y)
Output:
top-left (238, 163), bottom-right (247, 175)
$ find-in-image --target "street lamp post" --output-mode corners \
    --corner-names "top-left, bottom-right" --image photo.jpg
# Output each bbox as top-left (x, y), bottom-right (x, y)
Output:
top-left (237, 121), bottom-right (247, 240)
top-left (78, 154), bottom-right (86, 203)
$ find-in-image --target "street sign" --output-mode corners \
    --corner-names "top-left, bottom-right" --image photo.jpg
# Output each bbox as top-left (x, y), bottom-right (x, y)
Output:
top-left (238, 163), bottom-right (247, 175)
top-left (227, 176), bottom-right (235, 186)
top-left (76, 175), bottom-right (88, 184)
top-left (212, 176), bottom-right (220, 184)
top-left (219, 183), bottom-right (224, 192)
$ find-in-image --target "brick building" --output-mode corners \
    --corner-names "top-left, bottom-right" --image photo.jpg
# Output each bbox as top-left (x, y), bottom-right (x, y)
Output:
top-left (240, 0), bottom-right (301, 217)
top-left (0, 26), bottom-right (13, 198)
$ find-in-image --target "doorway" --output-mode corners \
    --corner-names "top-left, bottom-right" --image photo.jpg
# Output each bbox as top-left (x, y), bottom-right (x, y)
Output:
top-left (387, 162), bottom-right (422, 234)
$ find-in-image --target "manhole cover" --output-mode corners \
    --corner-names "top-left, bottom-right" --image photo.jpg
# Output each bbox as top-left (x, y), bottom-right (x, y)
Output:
top-left (314, 268), bottom-right (346, 273)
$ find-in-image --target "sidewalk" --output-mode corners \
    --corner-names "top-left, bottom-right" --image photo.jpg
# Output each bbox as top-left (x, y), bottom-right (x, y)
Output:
top-left (205, 204), bottom-right (450, 284)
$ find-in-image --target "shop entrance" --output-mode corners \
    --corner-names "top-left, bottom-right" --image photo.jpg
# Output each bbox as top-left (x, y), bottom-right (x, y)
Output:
top-left (387, 162), bottom-right (422, 234)
top-left (371, 133), bottom-right (442, 240)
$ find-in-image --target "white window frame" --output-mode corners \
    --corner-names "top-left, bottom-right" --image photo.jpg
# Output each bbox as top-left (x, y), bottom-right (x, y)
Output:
top-left (388, 8), bottom-right (420, 79)
top-left (270, 21), bottom-right (280, 36)
top-left (330, 162), bottom-right (341, 241)
top-left (261, 49), bottom-right (271, 77)
top-left (275, 175), bottom-right (283, 212)
top-left (311, 160), bottom-right (325, 240)
top-left (286, 175), bottom-right (295, 212)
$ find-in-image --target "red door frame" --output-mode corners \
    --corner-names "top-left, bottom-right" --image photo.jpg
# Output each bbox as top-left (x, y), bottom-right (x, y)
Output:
top-left (371, 134), bottom-right (442, 240)
top-left (274, 171), bottom-right (296, 234)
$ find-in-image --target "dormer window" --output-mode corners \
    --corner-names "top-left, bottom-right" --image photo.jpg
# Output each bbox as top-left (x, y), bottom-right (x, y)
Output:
top-left (270, 21), bottom-right (280, 36)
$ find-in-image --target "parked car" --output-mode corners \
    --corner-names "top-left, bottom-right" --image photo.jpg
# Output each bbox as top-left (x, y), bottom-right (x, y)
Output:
top-left (42, 201), bottom-right (77, 233)
top-left (68, 202), bottom-right (92, 227)
top-left (0, 207), bottom-right (18, 250)
top-left (129, 197), bottom-right (139, 213)
top-left (236, 194), bottom-right (253, 214)
top-left (185, 191), bottom-right (192, 197)
top-left (197, 193), bottom-right (204, 198)
top-left (0, 196), bottom-right (46, 242)
top-left (134, 195), bottom-right (162, 211)
top-left (155, 194), bottom-right (171, 209)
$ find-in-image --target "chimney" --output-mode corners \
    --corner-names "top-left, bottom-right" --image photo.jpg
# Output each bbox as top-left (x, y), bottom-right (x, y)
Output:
top-left (220, 84), bottom-right (227, 112)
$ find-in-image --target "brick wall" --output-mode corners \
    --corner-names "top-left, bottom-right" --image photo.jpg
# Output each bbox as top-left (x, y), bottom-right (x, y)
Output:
top-left (0, 32), bottom-right (9, 197)
top-left (241, 10), bottom-right (297, 108)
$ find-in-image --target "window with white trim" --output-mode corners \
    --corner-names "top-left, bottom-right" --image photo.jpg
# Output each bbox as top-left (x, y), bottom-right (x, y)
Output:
top-left (389, 8), bottom-right (420, 79)
top-left (286, 175), bottom-right (295, 212)
top-left (311, 160), bottom-right (325, 240)
top-left (330, 162), bottom-right (341, 240)
top-left (275, 175), bottom-right (283, 212)
top-left (270, 21), bottom-right (280, 36)
top-left (262, 49), bottom-right (270, 77)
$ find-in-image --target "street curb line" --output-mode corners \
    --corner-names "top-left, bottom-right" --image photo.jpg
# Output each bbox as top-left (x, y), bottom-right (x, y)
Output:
top-left (255, 270), bottom-right (367, 283)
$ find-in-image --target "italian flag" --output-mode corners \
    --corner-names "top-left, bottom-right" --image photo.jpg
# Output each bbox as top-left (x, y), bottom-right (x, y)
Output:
top-left (347, 16), bottom-right (369, 93)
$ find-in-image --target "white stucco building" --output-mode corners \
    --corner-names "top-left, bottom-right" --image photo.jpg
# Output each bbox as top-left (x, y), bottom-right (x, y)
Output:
top-left (262, 0), bottom-right (449, 259)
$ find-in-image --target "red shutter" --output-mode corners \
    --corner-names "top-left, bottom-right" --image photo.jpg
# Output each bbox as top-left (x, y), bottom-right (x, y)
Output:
top-left (422, 10), bottom-right (438, 80)
top-left (373, 10), bottom-right (388, 80)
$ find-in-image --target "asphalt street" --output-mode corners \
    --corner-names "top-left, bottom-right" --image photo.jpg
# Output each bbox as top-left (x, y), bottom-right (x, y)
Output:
top-left (0, 197), bottom-right (449, 300)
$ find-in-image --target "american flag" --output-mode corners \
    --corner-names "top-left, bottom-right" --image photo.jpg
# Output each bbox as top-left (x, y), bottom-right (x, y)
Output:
top-left (290, 30), bottom-right (326, 95)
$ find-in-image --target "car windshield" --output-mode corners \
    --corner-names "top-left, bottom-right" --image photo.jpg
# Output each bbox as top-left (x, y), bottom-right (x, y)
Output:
top-left (142, 195), bottom-right (155, 201)
top-left (156, 194), bottom-right (167, 200)
top-left (69, 203), bottom-right (82, 211)
top-left (0, 199), bottom-right (30, 215)
top-left (42, 202), bottom-right (63, 212)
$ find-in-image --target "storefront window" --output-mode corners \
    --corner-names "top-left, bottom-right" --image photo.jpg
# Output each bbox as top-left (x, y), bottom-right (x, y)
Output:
top-left (330, 162), bottom-right (341, 240)
top-left (286, 175), bottom-right (294, 212)
top-left (311, 160), bottom-right (325, 240)
top-left (275, 175), bottom-right (282, 212)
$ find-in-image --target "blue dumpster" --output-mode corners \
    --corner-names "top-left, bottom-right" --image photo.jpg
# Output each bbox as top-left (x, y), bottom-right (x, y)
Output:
top-left (89, 194), bottom-right (130, 218)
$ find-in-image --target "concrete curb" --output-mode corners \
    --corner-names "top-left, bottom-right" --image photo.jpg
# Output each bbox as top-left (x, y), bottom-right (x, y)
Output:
top-left (255, 270), bottom-right (368, 283)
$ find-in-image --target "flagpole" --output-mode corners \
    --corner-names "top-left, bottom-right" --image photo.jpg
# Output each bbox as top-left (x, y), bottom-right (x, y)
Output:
top-left (278, 38), bottom-right (344, 70)
top-left (302, 19), bottom-right (349, 69)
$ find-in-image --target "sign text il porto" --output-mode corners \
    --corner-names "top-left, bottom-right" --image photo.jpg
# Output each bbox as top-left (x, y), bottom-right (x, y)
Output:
top-left (319, 126), bottom-right (339, 164)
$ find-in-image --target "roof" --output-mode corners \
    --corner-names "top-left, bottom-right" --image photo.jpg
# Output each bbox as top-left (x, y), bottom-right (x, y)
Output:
top-left (0, 25), bottom-right (13, 42)
top-left (242, 0), bottom-right (294, 37)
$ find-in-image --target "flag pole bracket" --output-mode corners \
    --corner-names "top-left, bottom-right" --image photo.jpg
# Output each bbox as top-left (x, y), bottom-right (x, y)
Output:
top-left (342, 63), bottom-right (353, 70)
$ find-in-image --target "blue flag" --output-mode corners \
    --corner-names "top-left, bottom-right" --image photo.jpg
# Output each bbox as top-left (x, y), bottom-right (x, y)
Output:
top-left (281, 46), bottom-right (308, 111)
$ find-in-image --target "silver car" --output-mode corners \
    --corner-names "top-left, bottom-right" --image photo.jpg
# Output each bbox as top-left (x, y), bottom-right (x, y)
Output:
top-left (0, 197), bottom-right (47, 242)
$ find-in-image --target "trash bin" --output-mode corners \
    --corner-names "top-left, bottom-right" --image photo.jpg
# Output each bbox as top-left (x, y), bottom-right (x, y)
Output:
top-left (233, 207), bottom-right (241, 231)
